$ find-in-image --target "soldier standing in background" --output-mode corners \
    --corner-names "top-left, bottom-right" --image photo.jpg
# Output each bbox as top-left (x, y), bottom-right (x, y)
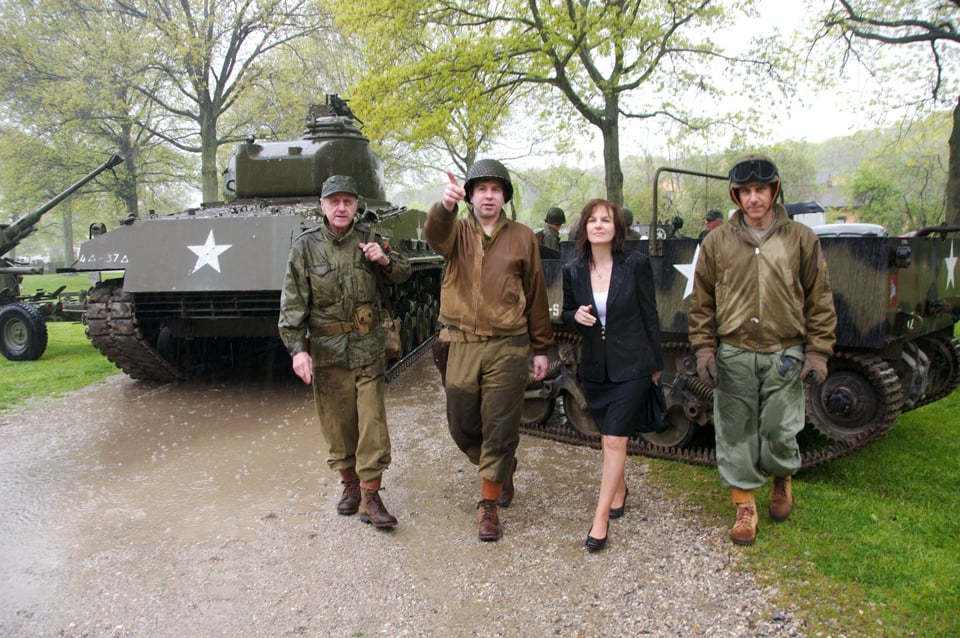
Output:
top-left (279, 175), bottom-right (411, 529)
top-left (537, 206), bottom-right (566, 251)
top-left (425, 159), bottom-right (553, 542)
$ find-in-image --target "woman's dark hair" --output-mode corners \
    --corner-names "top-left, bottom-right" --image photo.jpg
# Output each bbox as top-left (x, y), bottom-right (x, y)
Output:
top-left (574, 198), bottom-right (626, 262)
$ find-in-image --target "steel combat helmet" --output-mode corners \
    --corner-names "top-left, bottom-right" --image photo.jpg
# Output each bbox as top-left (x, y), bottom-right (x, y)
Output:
top-left (728, 153), bottom-right (781, 208)
top-left (464, 159), bottom-right (514, 204)
top-left (545, 207), bottom-right (566, 225)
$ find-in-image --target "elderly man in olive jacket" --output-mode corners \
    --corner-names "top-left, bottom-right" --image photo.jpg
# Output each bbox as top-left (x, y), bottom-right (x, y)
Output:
top-left (279, 175), bottom-right (411, 528)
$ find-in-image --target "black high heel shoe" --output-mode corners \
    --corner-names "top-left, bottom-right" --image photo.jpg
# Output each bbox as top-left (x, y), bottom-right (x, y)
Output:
top-left (585, 524), bottom-right (608, 552)
top-left (609, 487), bottom-right (629, 519)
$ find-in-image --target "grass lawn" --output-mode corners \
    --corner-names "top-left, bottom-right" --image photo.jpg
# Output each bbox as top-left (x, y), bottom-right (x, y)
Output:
top-left (648, 387), bottom-right (960, 637)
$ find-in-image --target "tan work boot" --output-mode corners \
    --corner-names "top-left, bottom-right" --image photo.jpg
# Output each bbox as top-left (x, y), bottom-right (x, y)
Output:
top-left (730, 487), bottom-right (758, 546)
top-left (336, 478), bottom-right (361, 515)
top-left (497, 457), bottom-right (518, 508)
top-left (769, 475), bottom-right (794, 521)
top-left (477, 499), bottom-right (502, 541)
top-left (359, 488), bottom-right (398, 528)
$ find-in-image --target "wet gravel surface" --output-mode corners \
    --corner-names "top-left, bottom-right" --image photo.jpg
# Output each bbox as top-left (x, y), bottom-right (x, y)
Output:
top-left (1, 354), bottom-right (803, 637)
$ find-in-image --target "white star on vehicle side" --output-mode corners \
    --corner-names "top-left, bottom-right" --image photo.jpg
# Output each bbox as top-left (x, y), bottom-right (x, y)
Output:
top-left (673, 243), bottom-right (701, 299)
top-left (188, 230), bottom-right (232, 273)
top-left (946, 240), bottom-right (957, 290)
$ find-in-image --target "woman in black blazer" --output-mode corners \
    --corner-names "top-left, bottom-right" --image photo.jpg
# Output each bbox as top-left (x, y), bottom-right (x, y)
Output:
top-left (561, 199), bottom-right (664, 552)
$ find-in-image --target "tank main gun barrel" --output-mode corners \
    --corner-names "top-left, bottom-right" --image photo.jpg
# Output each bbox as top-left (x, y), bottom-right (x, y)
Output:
top-left (1, 153), bottom-right (124, 257)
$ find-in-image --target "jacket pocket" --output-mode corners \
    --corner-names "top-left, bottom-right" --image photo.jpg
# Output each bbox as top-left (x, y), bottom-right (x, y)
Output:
top-left (308, 262), bottom-right (341, 307)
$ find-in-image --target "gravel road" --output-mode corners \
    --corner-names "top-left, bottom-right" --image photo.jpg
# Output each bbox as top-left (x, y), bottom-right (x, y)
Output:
top-left (0, 354), bottom-right (802, 637)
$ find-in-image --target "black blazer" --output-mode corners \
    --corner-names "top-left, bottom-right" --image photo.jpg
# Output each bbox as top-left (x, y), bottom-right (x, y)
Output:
top-left (561, 251), bottom-right (663, 383)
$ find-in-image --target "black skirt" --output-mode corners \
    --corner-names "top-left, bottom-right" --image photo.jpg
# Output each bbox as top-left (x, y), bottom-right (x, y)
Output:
top-left (582, 375), bottom-right (654, 437)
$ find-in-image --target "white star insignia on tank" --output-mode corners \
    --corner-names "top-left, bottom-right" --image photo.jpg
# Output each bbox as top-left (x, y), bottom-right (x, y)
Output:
top-left (673, 243), bottom-right (701, 299)
top-left (188, 230), bottom-right (232, 273)
top-left (946, 240), bottom-right (957, 290)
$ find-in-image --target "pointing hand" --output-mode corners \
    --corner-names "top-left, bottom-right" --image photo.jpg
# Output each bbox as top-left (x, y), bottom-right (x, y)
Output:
top-left (441, 170), bottom-right (466, 212)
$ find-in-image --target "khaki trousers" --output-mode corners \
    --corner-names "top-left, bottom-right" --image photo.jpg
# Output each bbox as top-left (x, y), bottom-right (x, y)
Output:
top-left (714, 343), bottom-right (804, 489)
top-left (312, 364), bottom-right (391, 482)
top-left (444, 336), bottom-right (530, 483)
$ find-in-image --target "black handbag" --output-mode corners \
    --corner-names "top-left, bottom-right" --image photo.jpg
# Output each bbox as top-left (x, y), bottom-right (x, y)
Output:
top-left (639, 381), bottom-right (668, 433)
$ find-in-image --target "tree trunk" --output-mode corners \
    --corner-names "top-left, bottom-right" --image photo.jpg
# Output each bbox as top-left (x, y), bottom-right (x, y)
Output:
top-left (200, 107), bottom-right (219, 204)
top-left (61, 204), bottom-right (74, 264)
top-left (119, 126), bottom-right (139, 219)
top-left (947, 94), bottom-right (960, 227)
top-left (601, 95), bottom-right (623, 205)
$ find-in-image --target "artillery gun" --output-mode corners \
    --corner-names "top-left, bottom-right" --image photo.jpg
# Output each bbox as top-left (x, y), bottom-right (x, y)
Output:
top-left (64, 96), bottom-right (442, 381)
top-left (0, 153), bottom-right (124, 360)
top-left (523, 167), bottom-right (960, 468)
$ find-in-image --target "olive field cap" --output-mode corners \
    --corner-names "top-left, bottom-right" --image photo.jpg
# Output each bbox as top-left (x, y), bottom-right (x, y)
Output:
top-left (705, 209), bottom-right (723, 221)
top-left (321, 174), bottom-right (360, 199)
top-left (464, 159), bottom-right (514, 204)
top-left (545, 207), bottom-right (566, 224)
top-left (728, 154), bottom-right (780, 186)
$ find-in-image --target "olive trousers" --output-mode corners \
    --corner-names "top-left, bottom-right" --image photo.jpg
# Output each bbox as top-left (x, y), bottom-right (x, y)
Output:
top-left (713, 343), bottom-right (805, 490)
top-left (443, 336), bottom-right (530, 483)
top-left (312, 364), bottom-right (391, 482)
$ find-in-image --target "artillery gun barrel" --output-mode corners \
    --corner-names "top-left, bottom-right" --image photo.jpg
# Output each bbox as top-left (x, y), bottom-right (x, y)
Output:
top-left (1, 153), bottom-right (124, 256)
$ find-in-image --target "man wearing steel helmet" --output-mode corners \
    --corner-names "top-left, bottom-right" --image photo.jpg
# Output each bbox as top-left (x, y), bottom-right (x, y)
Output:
top-left (279, 175), bottom-right (411, 529)
top-left (537, 206), bottom-right (566, 251)
top-left (688, 154), bottom-right (836, 546)
top-left (425, 159), bottom-right (553, 542)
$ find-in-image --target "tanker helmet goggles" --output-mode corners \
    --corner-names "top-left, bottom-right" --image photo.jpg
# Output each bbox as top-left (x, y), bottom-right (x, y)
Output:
top-left (729, 156), bottom-right (779, 186)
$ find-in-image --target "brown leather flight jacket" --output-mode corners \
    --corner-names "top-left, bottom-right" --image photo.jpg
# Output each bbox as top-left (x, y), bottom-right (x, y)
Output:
top-left (425, 203), bottom-right (554, 354)
top-left (688, 204), bottom-right (837, 357)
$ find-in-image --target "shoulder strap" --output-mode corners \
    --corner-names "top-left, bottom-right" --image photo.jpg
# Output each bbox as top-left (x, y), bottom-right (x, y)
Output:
top-left (367, 226), bottom-right (394, 315)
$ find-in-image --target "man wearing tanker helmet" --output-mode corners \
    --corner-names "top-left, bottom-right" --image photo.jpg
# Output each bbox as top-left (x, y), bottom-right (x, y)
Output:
top-left (538, 206), bottom-right (566, 250)
top-left (425, 159), bottom-right (553, 542)
top-left (688, 154), bottom-right (837, 546)
top-left (279, 175), bottom-right (411, 529)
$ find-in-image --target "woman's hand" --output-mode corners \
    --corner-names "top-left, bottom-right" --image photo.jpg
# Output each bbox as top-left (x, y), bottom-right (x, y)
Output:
top-left (574, 304), bottom-right (596, 327)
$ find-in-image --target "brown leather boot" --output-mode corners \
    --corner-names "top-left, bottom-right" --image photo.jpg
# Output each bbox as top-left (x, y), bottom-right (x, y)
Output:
top-left (730, 488), bottom-right (758, 546)
top-left (497, 457), bottom-right (517, 508)
top-left (336, 478), bottom-right (361, 515)
top-left (477, 499), bottom-right (502, 541)
top-left (359, 488), bottom-right (398, 528)
top-left (769, 475), bottom-right (794, 521)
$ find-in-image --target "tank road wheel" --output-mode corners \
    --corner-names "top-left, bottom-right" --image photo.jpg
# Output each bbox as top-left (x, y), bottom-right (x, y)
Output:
top-left (0, 302), bottom-right (48, 361)
top-left (402, 312), bottom-right (416, 356)
top-left (917, 336), bottom-right (960, 406)
top-left (521, 393), bottom-right (556, 427)
top-left (562, 391), bottom-right (599, 436)
top-left (805, 352), bottom-right (902, 442)
top-left (639, 405), bottom-right (698, 449)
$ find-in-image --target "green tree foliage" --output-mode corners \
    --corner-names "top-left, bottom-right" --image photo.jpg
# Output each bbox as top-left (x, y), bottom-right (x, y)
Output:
top-left (332, 0), bottom-right (774, 205)
top-left (113, 0), bottom-right (331, 202)
top-left (817, 0), bottom-right (960, 226)
top-left (847, 116), bottom-right (948, 233)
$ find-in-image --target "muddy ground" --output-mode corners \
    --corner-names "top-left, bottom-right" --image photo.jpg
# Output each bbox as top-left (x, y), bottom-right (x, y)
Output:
top-left (0, 354), bottom-right (801, 637)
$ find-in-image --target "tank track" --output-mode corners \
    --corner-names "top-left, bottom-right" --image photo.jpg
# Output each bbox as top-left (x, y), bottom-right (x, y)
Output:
top-left (385, 332), bottom-right (436, 383)
top-left (518, 335), bottom-right (908, 470)
top-left (84, 280), bottom-right (180, 382)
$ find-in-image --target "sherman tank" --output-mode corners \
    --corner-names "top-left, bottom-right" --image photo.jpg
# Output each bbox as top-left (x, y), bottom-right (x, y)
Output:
top-left (522, 167), bottom-right (960, 468)
top-left (65, 96), bottom-right (442, 382)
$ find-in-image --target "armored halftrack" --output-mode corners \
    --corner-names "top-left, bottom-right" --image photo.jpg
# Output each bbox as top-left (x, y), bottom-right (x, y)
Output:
top-left (523, 167), bottom-right (960, 468)
top-left (65, 96), bottom-right (442, 381)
